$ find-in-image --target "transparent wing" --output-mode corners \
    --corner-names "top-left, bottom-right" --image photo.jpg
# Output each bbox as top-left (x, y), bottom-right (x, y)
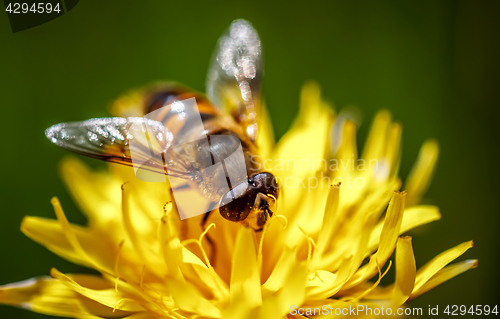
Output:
top-left (45, 117), bottom-right (193, 179)
top-left (206, 19), bottom-right (262, 142)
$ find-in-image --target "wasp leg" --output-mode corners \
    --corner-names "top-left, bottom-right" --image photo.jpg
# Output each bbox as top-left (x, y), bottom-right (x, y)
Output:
top-left (201, 202), bottom-right (218, 267)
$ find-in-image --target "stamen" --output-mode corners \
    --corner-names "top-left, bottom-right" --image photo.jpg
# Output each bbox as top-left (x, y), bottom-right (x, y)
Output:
top-left (181, 223), bottom-right (216, 270)
top-left (346, 259), bottom-right (393, 302)
top-left (112, 297), bottom-right (139, 313)
top-left (298, 225), bottom-right (317, 266)
top-left (51, 197), bottom-right (90, 263)
top-left (274, 214), bottom-right (288, 229)
top-left (199, 223), bottom-right (216, 243)
top-left (309, 271), bottom-right (325, 283)
top-left (307, 237), bottom-right (317, 265)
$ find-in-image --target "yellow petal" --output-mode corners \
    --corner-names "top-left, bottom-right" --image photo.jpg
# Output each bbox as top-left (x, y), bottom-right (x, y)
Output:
top-left (410, 259), bottom-right (477, 299)
top-left (334, 120), bottom-right (358, 169)
top-left (370, 191), bottom-right (406, 263)
top-left (318, 181), bottom-right (396, 272)
top-left (0, 276), bottom-right (130, 318)
top-left (391, 236), bottom-right (416, 306)
top-left (367, 205), bottom-right (441, 253)
top-left (259, 260), bottom-right (308, 319)
top-left (223, 226), bottom-right (262, 319)
top-left (314, 183), bottom-right (340, 260)
top-left (262, 247), bottom-right (296, 293)
top-left (50, 268), bottom-right (146, 313)
top-left (122, 313), bottom-right (160, 319)
top-left (59, 157), bottom-right (122, 226)
top-left (21, 215), bottom-right (115, 275)
top-left (311, 210), bottom-right (378, 299)
top-left (270, 83), bottom-right (333, 211)
top-left (296, 81), bottom-right (326, 126)
top-left (346, 191), bottom-right (406, 289)
top-left (306, 255), bottom-right (354, 300)
top-left (384, 122), bottom-right (402, 180)
top-left (51, 197), bottom-right (91, 264)
top-left (110, 87), bottom-right (144, 117)
top-left (61, 158), bottom-right (166, 238)
top-left (179, 234), bottom-right (229, 301)
top-left (405, 140), bottom-right (439, 206)
top-left (412, 240), bottom-right (473, 293)
top-left (121, 183), bottom-right (149, 265)
top-left (164, 241), bottom-right (221, 318)
top-left (158, 211), bottom-right (221, 318)
top-left (361, 110), bottom-right (392, 161)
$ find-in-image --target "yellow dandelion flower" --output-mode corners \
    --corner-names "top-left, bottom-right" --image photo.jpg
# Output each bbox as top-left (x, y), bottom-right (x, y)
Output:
top-left (0, 81), bottom-right (476, 319)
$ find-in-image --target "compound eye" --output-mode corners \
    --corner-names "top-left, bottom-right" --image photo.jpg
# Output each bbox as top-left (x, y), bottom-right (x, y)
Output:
top-left (251, 172), bottom-right (280, 198)
top-left (218, 196), bottom-right (252, 222)
top-left (218, 182), bottom-right (255, 222)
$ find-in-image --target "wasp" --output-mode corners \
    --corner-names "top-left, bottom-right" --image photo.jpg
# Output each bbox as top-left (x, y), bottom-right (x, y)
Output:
top-left (45, 20), bottom-right (279, 231)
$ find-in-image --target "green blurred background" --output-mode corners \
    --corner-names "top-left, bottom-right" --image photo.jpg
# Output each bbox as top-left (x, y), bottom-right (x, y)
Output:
top-left (0, 1), bottom-right (498, 318)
